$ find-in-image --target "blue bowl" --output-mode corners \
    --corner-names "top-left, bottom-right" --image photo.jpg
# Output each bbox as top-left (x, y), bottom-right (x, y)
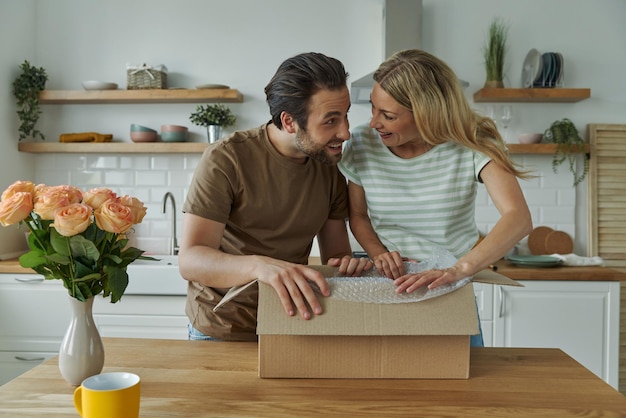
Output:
top-left (160, 131), bottom-right (188, 142)
top-left (131, 124), bottom-right (157, 133)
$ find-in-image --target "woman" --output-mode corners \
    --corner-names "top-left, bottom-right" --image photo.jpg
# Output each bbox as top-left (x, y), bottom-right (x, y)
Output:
top-left (339, 49), bottom-right (533, 295)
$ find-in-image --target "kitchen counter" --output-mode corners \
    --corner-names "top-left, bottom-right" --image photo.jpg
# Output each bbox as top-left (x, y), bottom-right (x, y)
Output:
top-left (0, 260), bottom-right (30, 274)
top-left (0, 337), bottom-right (625, 417)
top-left (2, 258), bottom-right (624, 281)
top-left (494, 259), bottom-right (625, 281)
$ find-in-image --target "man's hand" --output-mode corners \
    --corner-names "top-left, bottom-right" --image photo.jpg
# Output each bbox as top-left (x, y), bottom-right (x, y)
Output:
top-left (254, 257), bottom-right (330, 320)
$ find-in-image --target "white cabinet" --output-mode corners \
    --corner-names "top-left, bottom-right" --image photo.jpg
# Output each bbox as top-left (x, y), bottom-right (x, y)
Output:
top-left (490, 280), bottom-right (620, 389)
top-left (473, 283), bottom-right (493, 347)
top-left (0, 274), bottom-right (70, 385)
top-left (93, 295), bottom-right (187, 340)
top-left (0, 272), bottom-right (188, 386)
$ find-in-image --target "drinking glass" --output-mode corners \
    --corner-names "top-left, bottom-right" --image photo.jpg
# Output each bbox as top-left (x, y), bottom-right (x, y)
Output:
top-left (500, 105), bottom-right (513, 142)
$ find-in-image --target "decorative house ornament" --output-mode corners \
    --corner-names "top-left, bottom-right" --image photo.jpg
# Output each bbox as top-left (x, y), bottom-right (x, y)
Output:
top-left (482, 17), bottom-right (509, 88)
top-left (189, 104), bottom-right (237, 143)
top-left (0, 181), bottom-right (155, 385)
top-left (12, 61), bottom-right (48, 141)
top-left (544, 118), bottom-right (589, 186)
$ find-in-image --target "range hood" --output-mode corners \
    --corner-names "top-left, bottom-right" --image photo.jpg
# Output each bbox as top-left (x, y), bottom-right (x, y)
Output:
top-left (351, 0), bottom-right (468, 104)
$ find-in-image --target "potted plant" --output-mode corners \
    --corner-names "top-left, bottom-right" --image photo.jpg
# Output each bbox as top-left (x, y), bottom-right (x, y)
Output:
top-left (482, 17), bottom-right (509, 88)
top-left (544, 118), bottom-right (589, 186)
top-left (189, 103), bottom-right (237, 143)
top-left (12, 61), bottom-right (48, 141)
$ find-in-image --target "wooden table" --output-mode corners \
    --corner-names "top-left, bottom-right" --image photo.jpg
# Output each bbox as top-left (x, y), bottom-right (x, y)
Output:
top-left (1, 338), bottom-right (625, 417)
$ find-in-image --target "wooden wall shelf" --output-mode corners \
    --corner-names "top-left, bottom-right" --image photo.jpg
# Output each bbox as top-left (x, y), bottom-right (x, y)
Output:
top-left (473, 88), bottom-right (590, 103)
top-left (39, 88), bottom-right (243, 104)
top-left (18, 142), bottom-right (590, 155)
top-left (18, 142), bottom-right (209, 154)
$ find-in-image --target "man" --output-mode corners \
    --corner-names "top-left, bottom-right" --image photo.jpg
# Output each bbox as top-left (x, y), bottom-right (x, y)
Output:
top-left (179, 52), bottom-right (370, 341)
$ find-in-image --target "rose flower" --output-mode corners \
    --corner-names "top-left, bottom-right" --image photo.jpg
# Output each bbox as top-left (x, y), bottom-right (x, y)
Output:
top-left (119, 195), bottom-right (147, 224)
top-left (0, 192), bottom-right (33, 226)
top-left (52, 203), bottom-right (93, 237)
top-left (1, 180), bottom-right (35, 201)
top-left (94, 200), bottom-right (134, 234)
top-left (83, 188), bottom-right (118, 210)
top-left (33, 189), bottom-right (72, 220)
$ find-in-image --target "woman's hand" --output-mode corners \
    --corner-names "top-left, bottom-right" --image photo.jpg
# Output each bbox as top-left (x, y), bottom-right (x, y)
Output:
top-left (394, 266), bottom-right (468, 293)
top-left (372, 251), bottom-right (406, 279)
top-left (327, 255), bottom-right (373, 276)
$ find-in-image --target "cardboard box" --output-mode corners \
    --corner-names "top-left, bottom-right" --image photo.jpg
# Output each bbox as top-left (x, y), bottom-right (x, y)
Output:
top-left (257, 266), bottom-right (521, 379)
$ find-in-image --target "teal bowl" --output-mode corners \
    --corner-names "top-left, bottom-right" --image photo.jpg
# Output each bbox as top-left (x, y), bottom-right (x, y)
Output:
top-left (160, 131), bottom-right (188, 142)
top-left (131, 124), bottom-right (157, 133)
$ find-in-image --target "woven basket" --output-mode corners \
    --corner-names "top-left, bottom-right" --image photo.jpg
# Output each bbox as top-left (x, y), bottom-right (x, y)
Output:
top-left (127, 66), bottom-right (167, 89)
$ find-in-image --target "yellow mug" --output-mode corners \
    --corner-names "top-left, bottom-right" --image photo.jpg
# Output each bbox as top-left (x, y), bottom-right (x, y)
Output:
top-left (74, 372), bottom-right (140, 418)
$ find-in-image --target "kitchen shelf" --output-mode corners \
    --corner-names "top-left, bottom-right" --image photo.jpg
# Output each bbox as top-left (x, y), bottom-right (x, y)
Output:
top-left (38, 88), bottom-right (243, 104)
top-left (18, 142), bottom-right (209, 154)
top-left (506, 143), bottom-right (589, 154)
top-left (473, 88), bottom-right (590, 103)
top-left (18, 142), bottom-right (590, 155)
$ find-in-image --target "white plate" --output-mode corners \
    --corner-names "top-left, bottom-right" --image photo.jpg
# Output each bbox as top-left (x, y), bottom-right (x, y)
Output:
top-left (82, 81), bottom-right (118, 90)
top-left (196, 83), bottom-right (229, 89)
top-left (521, 49), bottom-right (542, 88)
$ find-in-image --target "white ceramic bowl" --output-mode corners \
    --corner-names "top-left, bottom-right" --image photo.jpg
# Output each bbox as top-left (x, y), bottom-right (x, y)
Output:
top-left (82, 80), bottom-right (118, 90)
top-left (518, 133), bottom-right (543, 144)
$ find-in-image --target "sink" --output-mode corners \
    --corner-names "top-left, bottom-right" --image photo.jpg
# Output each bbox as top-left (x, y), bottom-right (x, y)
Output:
top-left (125, 255), bottom-right (187, 296)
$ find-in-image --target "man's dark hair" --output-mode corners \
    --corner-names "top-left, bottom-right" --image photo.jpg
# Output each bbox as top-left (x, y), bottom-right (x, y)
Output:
top-left (265, 52), bottom-right (348, 131)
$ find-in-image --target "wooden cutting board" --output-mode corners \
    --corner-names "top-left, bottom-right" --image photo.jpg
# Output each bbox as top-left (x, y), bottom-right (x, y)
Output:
top-left (528, 226), bottom-right (553, 255)
top-left (528, 226), bottom-right (574, 255)
top-left (544, 230), bottom-right (574, 254)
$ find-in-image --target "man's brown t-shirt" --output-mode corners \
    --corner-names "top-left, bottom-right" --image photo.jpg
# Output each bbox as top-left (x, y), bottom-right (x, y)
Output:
top-left (183, 123), bottom-right (348, 341)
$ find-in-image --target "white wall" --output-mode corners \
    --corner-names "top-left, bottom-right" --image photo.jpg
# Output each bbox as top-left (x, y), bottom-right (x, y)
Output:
top-left (0, 0), bottom-right (37, 256)
top-left (1, 0), bottom-right (624, 257)
top-left (422, 0), bottom-right (626, 255)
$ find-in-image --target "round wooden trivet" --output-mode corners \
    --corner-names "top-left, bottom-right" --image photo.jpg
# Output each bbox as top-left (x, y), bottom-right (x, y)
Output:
top-left (544, 230), bottom-right (574, 254)
top-left (527, 226), bottom-right (554, 255)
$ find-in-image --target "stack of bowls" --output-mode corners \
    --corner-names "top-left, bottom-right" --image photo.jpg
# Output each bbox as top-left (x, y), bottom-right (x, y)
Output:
top-left (518, 133), bottom-right (543, 144)
top-left (160, 125), bottom-right (188, 142)
top-left (130, 124), bottom-right (158, 142)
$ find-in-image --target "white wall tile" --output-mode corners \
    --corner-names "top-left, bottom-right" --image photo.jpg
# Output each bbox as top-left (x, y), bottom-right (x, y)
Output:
top-left (34, 150), bottom-right (578, 257)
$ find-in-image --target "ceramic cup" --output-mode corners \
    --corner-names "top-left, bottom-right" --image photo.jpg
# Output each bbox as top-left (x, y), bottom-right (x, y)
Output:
top-left (74, 372), bottom-right (140, 418)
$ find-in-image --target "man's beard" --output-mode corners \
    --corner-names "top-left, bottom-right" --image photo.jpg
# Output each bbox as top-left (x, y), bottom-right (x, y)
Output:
top-left (295, 129), bottom-right (340, 166)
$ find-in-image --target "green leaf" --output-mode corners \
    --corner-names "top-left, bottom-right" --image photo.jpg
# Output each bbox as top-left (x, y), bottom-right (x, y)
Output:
top-left (46, 253), bottom-right (71, 265)
top-left (50, 228), bottom-right (70, 256)
top-left (74, 259), bottom-right (97, 278)
top-left (19, 250), bottom-right (48, 268)
top-left (69, 234), bottom-right (100, 262)
top-left (105, 266), bottom-right (129, 303)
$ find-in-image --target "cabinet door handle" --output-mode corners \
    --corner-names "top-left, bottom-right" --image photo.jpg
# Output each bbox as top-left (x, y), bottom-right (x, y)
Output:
top-left (15, 356), bottom-right (45, 361)
top-left (498, 286), bottom-right (504, 318)
top-left (14, 277), bottom-right (44, 283)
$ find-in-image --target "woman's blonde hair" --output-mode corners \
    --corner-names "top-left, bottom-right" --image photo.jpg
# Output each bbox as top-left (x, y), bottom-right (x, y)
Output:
top-left (373, 49), bottom-right (530, 178)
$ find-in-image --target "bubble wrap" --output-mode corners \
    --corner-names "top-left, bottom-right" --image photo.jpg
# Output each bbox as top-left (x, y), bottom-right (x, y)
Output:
top-left (327, 247), bottom-right (471, 304)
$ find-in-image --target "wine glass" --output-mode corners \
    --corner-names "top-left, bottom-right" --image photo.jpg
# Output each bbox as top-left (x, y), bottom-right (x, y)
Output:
top-left (500, 105), bottom-right (513, 142)
top-left (485, 105), bottom-right (497, 126)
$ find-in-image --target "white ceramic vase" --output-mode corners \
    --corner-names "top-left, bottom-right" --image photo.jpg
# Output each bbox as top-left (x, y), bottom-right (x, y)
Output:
top-left (206, 125), bottom-right (222, 143)
top-left (58, 296), bottom-right (105, 386)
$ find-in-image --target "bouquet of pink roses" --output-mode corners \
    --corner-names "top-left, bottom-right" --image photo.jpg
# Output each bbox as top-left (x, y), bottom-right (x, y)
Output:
top-left (0, 180), bottom-right (153, 302)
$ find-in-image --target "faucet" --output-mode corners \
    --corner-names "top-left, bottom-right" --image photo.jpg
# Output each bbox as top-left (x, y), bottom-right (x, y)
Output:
top-left (162, 192), bottom-right (179, 255)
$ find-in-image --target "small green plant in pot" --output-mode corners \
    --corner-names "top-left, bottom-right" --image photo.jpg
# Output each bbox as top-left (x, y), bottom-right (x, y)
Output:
top-left (482, 17), bottom-right (509, 88)
top-left (12, 61), bottom-right (48, 141)
top-left (544, 118), bottom-right (589, 186)
top-left (189, 104), bottom-right (236, 143)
